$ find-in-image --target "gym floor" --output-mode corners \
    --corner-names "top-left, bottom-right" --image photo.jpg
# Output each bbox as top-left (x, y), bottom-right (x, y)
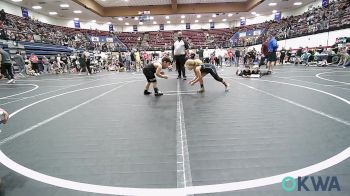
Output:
top-left (0, 65), bottom-right (349, 196)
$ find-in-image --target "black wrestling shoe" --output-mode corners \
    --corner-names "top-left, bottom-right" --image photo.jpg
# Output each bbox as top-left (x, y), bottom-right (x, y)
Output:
top-left (155, 91), bottom-right (164, 96)
top-left (197, 88), bottom-right (205, 93)
top-left (144, 90), bottom-right (152, 95)
top-left (177, 76), bottom-right (181, 79)
top-left (183, 76), bottom-right (187, 80)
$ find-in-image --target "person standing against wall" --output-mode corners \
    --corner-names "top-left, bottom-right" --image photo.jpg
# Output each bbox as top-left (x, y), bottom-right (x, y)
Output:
top-left (172, 32), bottom-right (189, 80)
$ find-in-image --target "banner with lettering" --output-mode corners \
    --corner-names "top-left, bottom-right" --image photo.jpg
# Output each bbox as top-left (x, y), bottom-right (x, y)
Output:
top-left (21, 7), bottom-right (29, 18)
top-left (240, 18), bottom-right (246, 26)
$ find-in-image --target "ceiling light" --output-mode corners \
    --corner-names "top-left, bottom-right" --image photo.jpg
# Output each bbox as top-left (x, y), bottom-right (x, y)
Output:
top-left (181, 20), bottom-right (184, 23)
top-left (268, 3), bottom-right (277, 6)
top-left (60, 4), bottom-right (69, 8)
top-left (107, 22), bottom-right (111, 24)
top-left (212, 14), bottom-right (216, 18)
top-left (150, 16), bottom-right (154, 20)
top-left (272, 10), bottom-right (277, 13)
top-left (228, 13), bottom-right (233, 17)
top-left (134, 17), bottom-right (138, 20)
top-left (251, 12), bottom-right (256, 15)
top-left (222, 19), bottom-right (227, 21)
top-left (209, 19), bottom-right (213, 22)
top-left (255, 14), bottom-right (260, 16)
top-left (73, 10), bottom-right (82, 14)
top-left (125, 22), bottom-right (129, 25)
top-left (197, 15), bottom-right (201, 18)
top-left (49, 12), bottom-right (57, 15)
top-left (139, 22), bottom-right (143, 25)
top-left (167, 21), bottom-right (171, 24)
top-left (165, 16), bottom-right (169, 19)
top-left (118, 17), bottom-right (123, 21)
top-left (74, 18), bottom-right (79, 20)
top-left (91, 20), bottom-right (96, 23)
top-left (153, 21), bottom-right (157, 24)
top-left (181, 15), bottom-right (185, 19)
top-left (32, 6), bottom-right (42, 10)
top-left (240, 17), bottom-right (245, 19)
top-left (11, 0), bottom-right (22, 2)
top-left (195, 20), bottom-right (199, 23)
top-left (294, 2), bottom-right (302, 5)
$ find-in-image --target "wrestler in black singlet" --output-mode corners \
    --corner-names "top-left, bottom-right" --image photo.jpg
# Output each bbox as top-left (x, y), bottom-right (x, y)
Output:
top-left (200, 63), bottom-right (223, 82)
top-left (143, 63), bottom-right (157, 82)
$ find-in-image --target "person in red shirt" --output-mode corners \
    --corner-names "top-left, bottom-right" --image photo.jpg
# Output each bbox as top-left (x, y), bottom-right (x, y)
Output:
top-left (259, 37), bottom-right (269, 68)
top-left (29, 53), bottom-right (39, 75)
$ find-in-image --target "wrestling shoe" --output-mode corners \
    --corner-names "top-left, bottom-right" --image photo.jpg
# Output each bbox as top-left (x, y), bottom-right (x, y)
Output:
top-left (144, 90), bottom-right (152, 95)
top-left (198, 88), bottom-right (205, 93)
top-left (155, 91), bottom-right (164, 96)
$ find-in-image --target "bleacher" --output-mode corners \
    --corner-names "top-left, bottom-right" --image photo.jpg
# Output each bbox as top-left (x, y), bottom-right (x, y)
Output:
top-left (17, 41), bottom-right (72, 59)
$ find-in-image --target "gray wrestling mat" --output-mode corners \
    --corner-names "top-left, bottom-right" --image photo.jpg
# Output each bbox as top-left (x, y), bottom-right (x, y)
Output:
top-left (0, 65), bottom-right (349, 196)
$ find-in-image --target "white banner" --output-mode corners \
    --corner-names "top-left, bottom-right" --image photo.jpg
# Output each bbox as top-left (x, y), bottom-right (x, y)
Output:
top-left (91, 36), bottom-right (99, 42)
top-left (253, 30), bottom-right (261, 36)
top-left (106, 38), bottom-right (114, 43)
top-left (239, 32), bottom-right (246, 37)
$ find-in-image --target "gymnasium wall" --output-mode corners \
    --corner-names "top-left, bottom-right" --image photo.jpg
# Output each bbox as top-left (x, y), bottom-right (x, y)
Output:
top-left (0, 0), bottom-right (325, 32)
top-left (0, 0), bottom-right (67, 27)
top-left (120, 22), bottom-right (233, 32)
top-left (246, 28), bottom-right (350, 51)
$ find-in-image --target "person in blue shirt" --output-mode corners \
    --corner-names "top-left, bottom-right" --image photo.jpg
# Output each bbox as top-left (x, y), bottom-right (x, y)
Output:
top-left (267, 34), bottom-right (278, 73)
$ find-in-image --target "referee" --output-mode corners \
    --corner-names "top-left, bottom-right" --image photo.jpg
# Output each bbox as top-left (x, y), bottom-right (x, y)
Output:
top-left (172, 32), bottom-right (189, 80)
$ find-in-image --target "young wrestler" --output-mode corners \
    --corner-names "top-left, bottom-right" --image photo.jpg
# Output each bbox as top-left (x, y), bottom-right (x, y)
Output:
top-left (0, 108), bottom-right (9, 124)
top-left (185, 59), bottom-right (229, 93)
top-left (143, 57), bottom-right (172, 96)
top-left (236, 64), bottom-right (251, 77)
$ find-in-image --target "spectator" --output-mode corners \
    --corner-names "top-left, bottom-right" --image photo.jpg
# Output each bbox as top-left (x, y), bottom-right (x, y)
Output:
top-left (267, 34), bottom-right (278, 73)
top-left (234, 48), bottom-right (240, 67)
top-left (13, 51), bottom-right (26, 77)
top-left (197, 47), bottom-right (204, 62)
top-left (260, 38), bottom-right (269, 67)
top-left (29, 53), bottom-right (39, 75)
top-left (42, 56), bottom-right (50, 74)
top-left (0, 46), bottom-right (15, 83)
top-left (280, 47), bottom-right (286, 64)
top-left (203, 47), bottom-right (210, 63)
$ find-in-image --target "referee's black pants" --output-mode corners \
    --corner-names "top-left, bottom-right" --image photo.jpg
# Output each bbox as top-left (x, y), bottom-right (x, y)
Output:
top-left (174, 55), bottom-right (186, 78)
